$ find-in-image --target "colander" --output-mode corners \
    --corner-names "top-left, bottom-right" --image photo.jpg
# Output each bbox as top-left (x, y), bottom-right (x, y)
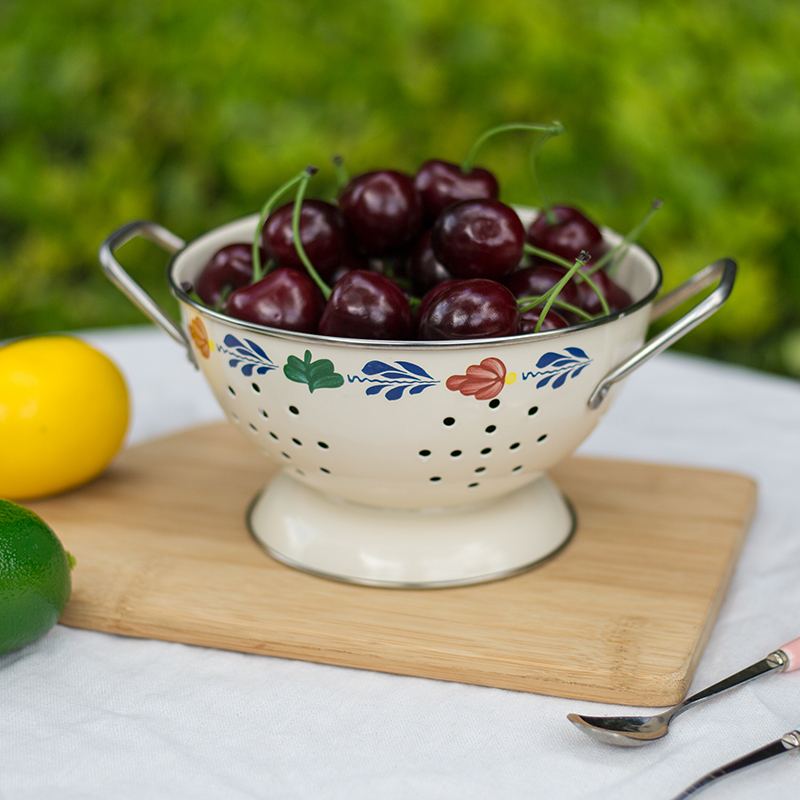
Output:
top-left (99, 210), bottom-right (735, 587)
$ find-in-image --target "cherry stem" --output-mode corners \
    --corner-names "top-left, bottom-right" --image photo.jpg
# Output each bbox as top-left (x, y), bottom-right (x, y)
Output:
top-left (251, 170), bottom-right (308, 283)
top-left (291, 166), bottom-right (332, 300)
top-left (523, 243), bottom-right (610, 315)
top-left (332, 154), bottom-right (349, 190)
top-left (517, 295), bottom-right (595, 321)
top-left (585, 198), bottom-right (663, 278)
top-left (533, 251), bottom-right (591, 333)
top-left (461, 121), bottom-right (564, 174)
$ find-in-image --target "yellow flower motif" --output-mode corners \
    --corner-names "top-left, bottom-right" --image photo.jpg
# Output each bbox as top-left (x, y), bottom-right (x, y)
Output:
top-left (505, 372), bottom-right (517, 384)
top-left (189, 317), bottom-right (210, 359)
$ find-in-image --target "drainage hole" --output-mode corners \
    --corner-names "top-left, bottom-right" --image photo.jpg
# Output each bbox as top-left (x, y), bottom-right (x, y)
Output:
top-left (537, 434), bottom-right (548, 443)
top-left (528, 405), bottom-right (539, 416)
top-left (468, 482), bottom-right (479, 488)
top-left (443, 417), bottom-right (455, 427)
top-left (317, 441), bottom-right (329, 449)
top-left (489, 399), bottom-right (500, 409)
top-left (485, 425), bottom-right (496, 434)
top-left (320, 467), bottom-right (331, 474)
top-left (429, 476), bottom-right (442, 482)
top-left (289, 405), bottom-right (299, 415)
top-left (474, 466), bottom-right (486, 473)
top-left (296, 469), bottom-right (305, 476)
top-left (292, 438), bottom-right (302, 446)
top-left (480, 447), bottom-right (492, 455)
top-left (259, 409), bottom-right (268, 418)
top-left (450, 449), bottom-right (462, 458)
top-left (231, 413), bottom-right (239, 423)
top-left (512, 465), bottom-right (523, 472)
top-left (248, 423), bottom-right (257, 433)
top-left (269, 432), bottom-right (279, 440)
top-left (252, 383), bottom-right (261, 393)
top-left (281, 452), bottom-right (291, 459)
top-left (509, 442), bottom-right (520, 450)
top-left (419, 449), bottom-right (431, 457)
top-left (228, 386), bottom-right (236, 396)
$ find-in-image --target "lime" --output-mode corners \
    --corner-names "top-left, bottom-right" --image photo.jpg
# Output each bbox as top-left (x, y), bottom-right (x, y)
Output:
top-left (0, 335), bottom-right (129, 500)
top-left (0, 499), bottom-right (74, 654)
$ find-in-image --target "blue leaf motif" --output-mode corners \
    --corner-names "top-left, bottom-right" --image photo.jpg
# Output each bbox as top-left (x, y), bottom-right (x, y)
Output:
top-left (535, 352), bottom-right (565, 369)
top-left (245, 339), bottom-right (269, 360)
top-left (552, 372), bottom-right (568, 389)
top-left (537, 375), bottom-right (553, 388)
top-left (565, 347), bottom-right (588, 359)
top-left (218, 335), bottom-right (277, 377)
top-left (351, 359), bottom-right (439, 400)
top-left (362, 360), bottom-right (395, 375)
top-left (395, 361), bottom-right (434, 379)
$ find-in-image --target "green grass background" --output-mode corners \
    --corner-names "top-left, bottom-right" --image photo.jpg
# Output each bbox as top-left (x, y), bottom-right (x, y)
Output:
top-left (2, 0), bottom-right (799, 376)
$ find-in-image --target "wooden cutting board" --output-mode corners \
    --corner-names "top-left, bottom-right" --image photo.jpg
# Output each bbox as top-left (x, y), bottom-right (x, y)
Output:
top-left (28, 423), bottom-right (756, 706)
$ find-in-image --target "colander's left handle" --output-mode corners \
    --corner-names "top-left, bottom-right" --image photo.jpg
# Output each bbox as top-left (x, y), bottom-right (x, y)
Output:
top-left (98, 220), bottom-right (197, 368)
top-left (588, 257), bottom-right (736, 409)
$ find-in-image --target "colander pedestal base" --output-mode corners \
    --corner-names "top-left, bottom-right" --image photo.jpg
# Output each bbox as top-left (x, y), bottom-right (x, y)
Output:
top-left (247, 472), bottom-right (576, 587)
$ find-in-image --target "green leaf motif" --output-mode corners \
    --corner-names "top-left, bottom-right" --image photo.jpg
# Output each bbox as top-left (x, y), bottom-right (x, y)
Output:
top-left (283, 350), bottom-right (344, 393)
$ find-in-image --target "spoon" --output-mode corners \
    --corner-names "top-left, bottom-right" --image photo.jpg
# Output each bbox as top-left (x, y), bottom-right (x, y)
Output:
top-left (568, 637), bottom-right (800, 746)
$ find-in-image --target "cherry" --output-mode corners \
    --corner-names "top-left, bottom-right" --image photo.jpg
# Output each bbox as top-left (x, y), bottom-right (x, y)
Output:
top-left (224, 267), bottom-right (325, 333)
top-left (577, 268), bottom-right (632, 316)
top-left (431, 199), bottom-right (525, 280)
top-left (503, 264), bottom-right (582, 309)
top-left (328, 250), bottom-right (371, 285)
top-left (526, 205), bottom-right (609, 264)
top-left (318, 270), bottom-right (413, 340)
top-left (415, 278), bottom-right (461, 329)
top-left (262, 200), bottom-right (349, 281)
top-left (414, 159), bottom-right (499, 224)
top-left (338, 170), bottom-right (423, 256)
top-left (417, 279), bottom-right (520, 340)
top-left (519, 305), bottom-right (570, 334)
top-left (409, 230), bottom-right (455, 295)
top-left (195, 243), bottom-right (261, 308)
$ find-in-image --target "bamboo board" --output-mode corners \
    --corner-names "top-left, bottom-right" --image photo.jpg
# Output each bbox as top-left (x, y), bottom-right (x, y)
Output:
top-left (29, 423), bottom-right (757, 706)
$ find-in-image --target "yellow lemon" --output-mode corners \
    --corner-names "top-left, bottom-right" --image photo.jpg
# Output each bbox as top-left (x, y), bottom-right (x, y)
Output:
top-left (0, 336), bottom-right (129, 500)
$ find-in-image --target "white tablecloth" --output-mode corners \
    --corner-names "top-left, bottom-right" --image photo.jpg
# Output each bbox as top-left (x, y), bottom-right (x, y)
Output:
top-left (4, 325), bottom-right (800, 800)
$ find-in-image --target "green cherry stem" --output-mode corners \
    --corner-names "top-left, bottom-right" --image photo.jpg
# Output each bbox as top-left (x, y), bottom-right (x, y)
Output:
top-left (533, 251), bottom-right (591, 333)
top-left (586, 198), bottom-right (663, 278)
top-left (251, 170), bottom-right (309, 283)
top-left (332, 154), bottom-right (349, 190)
top-left (461, 121), bottom-right (565, 174)
top-left (523, 242), bottom-right (610, 315)
top-left (291, 166), bottom-right (332, 300)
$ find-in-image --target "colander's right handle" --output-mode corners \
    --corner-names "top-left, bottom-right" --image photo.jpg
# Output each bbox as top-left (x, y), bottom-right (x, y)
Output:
top-left (98, 220), bottom-right (196, 367)
top-left (587, 258), bottom-right (737, 409)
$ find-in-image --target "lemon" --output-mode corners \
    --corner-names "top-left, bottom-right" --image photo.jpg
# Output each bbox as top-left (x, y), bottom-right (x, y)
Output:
top-left (0, 498), bottom-right (74, 654)
top-left (0, 335), bottom-right (129, 500)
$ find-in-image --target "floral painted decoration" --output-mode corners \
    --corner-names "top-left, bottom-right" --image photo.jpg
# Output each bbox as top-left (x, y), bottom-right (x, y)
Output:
top-left (284, 350), bottom-right (344, 392)
top-left (189, 317), bottom-right (211, 359)
top-left (446, 357), bottom-right (510, 400)
top-left (350, 360), bottom-right (439, 400)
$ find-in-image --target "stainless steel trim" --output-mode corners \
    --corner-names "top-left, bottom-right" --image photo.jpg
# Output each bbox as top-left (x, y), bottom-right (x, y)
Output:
top-left (98, 220), bottom-right (196, 366)
top-left (587, 258), bottom-right (736, 409)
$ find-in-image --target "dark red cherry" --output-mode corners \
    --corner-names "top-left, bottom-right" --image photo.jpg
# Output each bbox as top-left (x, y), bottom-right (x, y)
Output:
top-left (527, 205), bottom-right (609, 263)
top-left (415, 278), bottom-right (461, 331)
top-left (262, 200), bottom-right (348, 281)
top-left (431, 199), bottom-right (525, 280)
top-left (338, 170), bottom-right (423, 256)
top-left (577, 268), bottom-right (633, 316)
top-left (417, 279), bottom-right (520, 340)
top-left (224, 267), bottom-right (325, 333)
top-left (409, 230), bottom-right (455, 295)
top-left (414, 159), bottom-right (499, 224)
top-left (195, 243), bottom-right (261, 307)
top-left (328, 250), bottom-right (370, 285)
top-left (518, 305), bottom-right (570, 334)
top-left (318, 270), bottom-right (413, 340)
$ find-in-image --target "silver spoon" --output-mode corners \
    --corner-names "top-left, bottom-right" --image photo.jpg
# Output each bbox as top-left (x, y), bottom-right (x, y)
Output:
top-left (669, 728), bottom-right (800, 798)
top-left (567, 637), bottom-right (800, 746)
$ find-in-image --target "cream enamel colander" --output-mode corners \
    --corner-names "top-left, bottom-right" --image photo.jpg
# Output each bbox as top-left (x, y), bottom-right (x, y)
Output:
top-left (100, 209), bottom-right (735, 587)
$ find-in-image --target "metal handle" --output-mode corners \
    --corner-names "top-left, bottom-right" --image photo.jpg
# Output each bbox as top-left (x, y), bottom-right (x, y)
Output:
top-left (671, 729), bottom-right (800, 799)
top-left (98, 220), bottom-right (196, 366)
top-left (587, 258), bottom-right (736, 409)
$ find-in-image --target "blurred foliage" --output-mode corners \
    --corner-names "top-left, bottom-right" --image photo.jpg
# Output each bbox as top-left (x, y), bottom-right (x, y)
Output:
top-left (1, 0), bottom-right (799, 376)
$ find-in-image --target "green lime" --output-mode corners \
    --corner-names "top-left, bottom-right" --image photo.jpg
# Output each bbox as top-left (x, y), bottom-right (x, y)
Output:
top-left (0, 499), bottom-right (74, 654)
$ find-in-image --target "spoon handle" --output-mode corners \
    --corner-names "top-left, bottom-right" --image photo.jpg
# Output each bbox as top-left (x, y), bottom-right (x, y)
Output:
top-left (670, 729), bottom-right (800, 799)
top-left (676, 637), bottom-right (800, 716)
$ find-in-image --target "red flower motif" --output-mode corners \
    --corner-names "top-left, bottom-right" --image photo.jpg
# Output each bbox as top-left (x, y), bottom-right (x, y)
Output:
top-left (446, 357), bottom-right (507, 400)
